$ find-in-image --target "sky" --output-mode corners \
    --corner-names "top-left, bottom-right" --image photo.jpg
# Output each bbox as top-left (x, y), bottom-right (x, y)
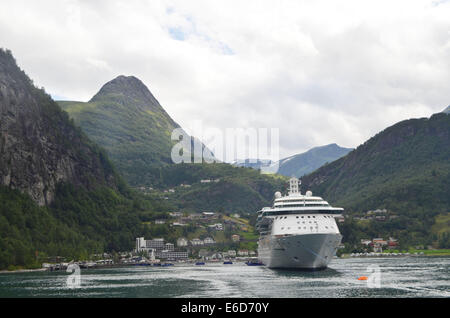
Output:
top-left (1, 0), bottom-right (450, 161)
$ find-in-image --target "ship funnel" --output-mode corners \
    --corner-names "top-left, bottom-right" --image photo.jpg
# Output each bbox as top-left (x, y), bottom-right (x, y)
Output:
top-left (288, 177), bottom-right (300, 196)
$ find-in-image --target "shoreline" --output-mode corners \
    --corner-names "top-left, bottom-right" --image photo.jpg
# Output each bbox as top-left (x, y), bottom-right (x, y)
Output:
top-left (2, 254), bottom-right (449, 273)
top-left (340, 252), bottom-right (450, 259)
top-left (0, 268), bottom-right (48, 274)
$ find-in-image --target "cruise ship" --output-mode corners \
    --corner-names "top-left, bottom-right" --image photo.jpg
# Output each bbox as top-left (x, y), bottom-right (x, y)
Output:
top-left (256, 177), bottom-right (343, 269)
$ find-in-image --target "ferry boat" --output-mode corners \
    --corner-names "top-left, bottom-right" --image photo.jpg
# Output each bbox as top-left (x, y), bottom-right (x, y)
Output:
top-left (245, 260), bottom-right (264, 266)
top-left (256, 177), bottom-right (343, 269)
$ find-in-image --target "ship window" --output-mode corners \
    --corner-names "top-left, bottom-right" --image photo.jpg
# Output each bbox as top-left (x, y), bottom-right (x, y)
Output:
top-left (296, 216), bottom-right (299, 219)
top-left (301, 216), bottom-right (304, 218)
top-left (284, 216), bottom-right (287, 219)
top-left (313, 216), bottom-right (316, 218)
top-left (307, 216), bottom-right (310, 218)
top-left (281, 227), bottom-right (284, 230)
top-left (325, 226), bottom-right (328, 229)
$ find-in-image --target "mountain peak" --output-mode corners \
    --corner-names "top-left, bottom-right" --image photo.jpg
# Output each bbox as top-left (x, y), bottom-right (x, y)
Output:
top-left (90, 75), bottom-right (160, 106)
top-left (443, 105), bottom-right (450, 114)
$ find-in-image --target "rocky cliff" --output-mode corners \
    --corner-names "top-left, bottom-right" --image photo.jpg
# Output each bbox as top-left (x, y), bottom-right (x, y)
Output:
top-left (0, 48), bottom-right (119, 206)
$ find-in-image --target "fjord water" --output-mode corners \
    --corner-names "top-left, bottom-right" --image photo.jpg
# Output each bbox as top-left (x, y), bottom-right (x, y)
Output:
top-left (0, 257), bottom-right (448, 298)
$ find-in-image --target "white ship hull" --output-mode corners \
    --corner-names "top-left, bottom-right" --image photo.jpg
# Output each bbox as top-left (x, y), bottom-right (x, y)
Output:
top-left (258, 233), bottom-right (342, 269)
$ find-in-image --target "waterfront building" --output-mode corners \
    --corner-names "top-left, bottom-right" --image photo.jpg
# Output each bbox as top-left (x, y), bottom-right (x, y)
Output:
top-left (361, 239), bottom-right (372, 246)
top-left (157, 250), bottom-right (188, 260)
top-left (136, 237), bottom-right (146, 253)
top-left (238, 250), bottom-right (249, 256)
top-left (165, 243), bottom-right (175, 251)
top-left (227, 250), bottom-right (236, 257)
top-left (146, 238), bottom-right (166, 250)
top-left (231, 234), bottom-right (240, 242)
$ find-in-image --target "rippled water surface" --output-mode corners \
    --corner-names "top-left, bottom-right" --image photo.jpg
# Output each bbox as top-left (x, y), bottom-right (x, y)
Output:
top-left (0, 257), bottom-right (448, 297)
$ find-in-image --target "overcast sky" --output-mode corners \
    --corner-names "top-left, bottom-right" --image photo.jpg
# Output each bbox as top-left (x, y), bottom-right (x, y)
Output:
top-left (1, 0), bottom-right (450, 160)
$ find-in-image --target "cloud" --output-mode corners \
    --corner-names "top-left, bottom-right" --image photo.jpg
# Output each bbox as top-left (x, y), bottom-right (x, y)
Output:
top-left (1, 0), bottom-right (449, 160)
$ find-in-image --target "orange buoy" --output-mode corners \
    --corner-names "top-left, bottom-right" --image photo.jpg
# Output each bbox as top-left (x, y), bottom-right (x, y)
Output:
top-left (358, 276), bottom-right (368, 280)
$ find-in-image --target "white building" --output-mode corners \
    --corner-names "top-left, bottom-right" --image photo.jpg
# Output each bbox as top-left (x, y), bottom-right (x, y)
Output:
top-left (157, 250), bottom-right (188, 260)
top-left (203, 237), bottom-right (216, 245)
top-left (177, 238), bottom-right (189, 247)
top-left (191, 238), bottom-right (204, 246)
top-left (208, 223), bottom-right (223, 231)
top-left (165, 243), bottom-right (175, 251)
top-left (238, 250), bottom-right (249, 256)
top-left (136, 237), bottom-right (146, 253)
top-left (227, 250), bottom-right (236, 257)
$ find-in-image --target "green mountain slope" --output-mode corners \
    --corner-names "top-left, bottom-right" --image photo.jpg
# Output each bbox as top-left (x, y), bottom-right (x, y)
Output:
top-left (59, 76), bottom-right (187, 186)
top-left (58, 75), bottom-right (288, 215)
top-left (144, 163), bottom-right (287, 214)
top-left (301, 113), bottom-right (450, 247)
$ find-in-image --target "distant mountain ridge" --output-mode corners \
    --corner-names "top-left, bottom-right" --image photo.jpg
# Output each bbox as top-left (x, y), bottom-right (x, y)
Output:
top-left (275, 143), bottom-right (353, 177)
top-left (232, 144), bottom-right (353, 177)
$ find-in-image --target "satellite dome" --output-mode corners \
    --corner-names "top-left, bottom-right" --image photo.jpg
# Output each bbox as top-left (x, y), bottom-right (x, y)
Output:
top-left (306, 190), bottom-right (313, 197)
top-left (274, 191), bottom-right (282, 198)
